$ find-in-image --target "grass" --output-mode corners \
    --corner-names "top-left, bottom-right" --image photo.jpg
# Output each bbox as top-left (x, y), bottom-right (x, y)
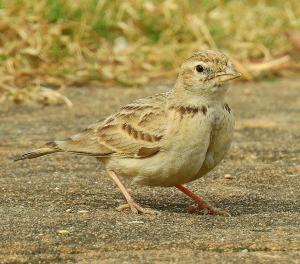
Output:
top-left (0, 0), bottom-right (299, 104)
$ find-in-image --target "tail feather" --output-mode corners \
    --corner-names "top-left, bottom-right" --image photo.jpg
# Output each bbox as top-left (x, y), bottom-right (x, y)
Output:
top-left (13, 141), bottom-right (61, 161)
top-left (13, 130), bottom-right (114, 161)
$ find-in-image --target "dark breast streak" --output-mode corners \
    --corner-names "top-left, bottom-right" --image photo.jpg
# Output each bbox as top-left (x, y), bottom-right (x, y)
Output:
top-left (223, 103), bottom-right (231, 113)
top-left (169, 105), bottom-right (208, 119)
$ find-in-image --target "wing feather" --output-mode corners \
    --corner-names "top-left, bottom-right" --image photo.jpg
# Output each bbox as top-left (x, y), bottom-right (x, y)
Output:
top-left (55, 93), bottom-right (168, 158)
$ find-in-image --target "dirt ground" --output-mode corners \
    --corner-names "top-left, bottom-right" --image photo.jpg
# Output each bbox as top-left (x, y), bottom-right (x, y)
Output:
top-left (0, 79), bottom-right (299, 264)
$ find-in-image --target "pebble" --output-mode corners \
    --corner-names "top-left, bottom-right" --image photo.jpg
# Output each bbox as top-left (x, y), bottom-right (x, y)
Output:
top-left (57, 230), bottom-right (70, 235)
top-left (78, 210), bottom-right (89, 214)
top-left (224, 174), bottom-right (234, 179)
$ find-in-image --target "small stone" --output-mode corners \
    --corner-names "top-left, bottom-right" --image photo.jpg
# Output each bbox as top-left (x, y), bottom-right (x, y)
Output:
top-left (224, 174), bottom-right (234, 179)
top-left (78, 210), bottom-right (89, 214)
top-left (241, 249), bottom-right (249, 253)
top-left (57, 230), bottom-right (70, 235)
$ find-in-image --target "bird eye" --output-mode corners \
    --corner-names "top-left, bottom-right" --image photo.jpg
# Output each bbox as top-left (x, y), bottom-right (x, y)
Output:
top-left (195, 65), bottom-right (204, 73)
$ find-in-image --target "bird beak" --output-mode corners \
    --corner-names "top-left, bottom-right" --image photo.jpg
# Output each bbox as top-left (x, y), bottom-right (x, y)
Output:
top-left (213, 67), bottom-right (242, 82)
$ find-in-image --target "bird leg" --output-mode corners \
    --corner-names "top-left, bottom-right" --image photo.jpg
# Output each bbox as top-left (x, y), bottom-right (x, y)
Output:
top-left (175, 184), bottom-right (230, 216)
top-left (107, 170), bottom-right (154, 214)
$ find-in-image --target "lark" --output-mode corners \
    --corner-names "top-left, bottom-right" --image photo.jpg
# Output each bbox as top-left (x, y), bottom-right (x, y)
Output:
top-left (14, 50), bottom-right (241, 216)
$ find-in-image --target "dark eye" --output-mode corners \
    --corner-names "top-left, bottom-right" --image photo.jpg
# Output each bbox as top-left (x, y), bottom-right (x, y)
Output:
top-left (195, 65), bottom-right (204, 73)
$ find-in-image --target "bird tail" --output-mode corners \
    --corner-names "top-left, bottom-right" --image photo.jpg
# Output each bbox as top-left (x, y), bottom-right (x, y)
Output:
top-left (13, 142), bottom-right (61, 161)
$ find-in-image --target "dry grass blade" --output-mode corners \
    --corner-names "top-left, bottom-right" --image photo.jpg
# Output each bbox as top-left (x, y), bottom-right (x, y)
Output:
top-left (0, 0), bottom-right (299, 104)
top-left (1, 85), bottom-right (72, 107)
top-left (246, 56), bottom-right (291, 75)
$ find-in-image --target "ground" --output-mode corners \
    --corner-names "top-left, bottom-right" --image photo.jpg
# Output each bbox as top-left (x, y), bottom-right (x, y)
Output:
top-left (0, 79), bottom-right (299, 264)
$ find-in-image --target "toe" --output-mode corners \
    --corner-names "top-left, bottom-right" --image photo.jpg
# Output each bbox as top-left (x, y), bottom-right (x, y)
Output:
top-left (116, 203), bottom-right (130, 212)
top-left (188, 204), bottom-right (230, 217)
top-left (132, 202), bottom-right (156, 214)
top-left (213, 209), bottom-right (231, 217)
top-left (116, 202), bottom-right (155, 214)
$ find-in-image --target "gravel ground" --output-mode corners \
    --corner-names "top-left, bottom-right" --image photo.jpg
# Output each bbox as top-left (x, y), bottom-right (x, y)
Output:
top-left (0, 79), bottom-right (299, 263)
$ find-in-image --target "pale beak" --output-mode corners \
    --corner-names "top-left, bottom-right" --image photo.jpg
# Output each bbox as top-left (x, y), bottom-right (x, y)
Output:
top-left (227, 66), bottom-right (241, 78)
top-left (213, 67), bottom-right (241, 82)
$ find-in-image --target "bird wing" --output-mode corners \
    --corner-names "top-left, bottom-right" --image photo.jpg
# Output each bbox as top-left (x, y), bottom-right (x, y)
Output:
top-left (54, 92), bottom-right (168, 158)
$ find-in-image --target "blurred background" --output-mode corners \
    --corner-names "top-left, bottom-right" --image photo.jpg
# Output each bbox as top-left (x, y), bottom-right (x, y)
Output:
top-left (0, 0), bottom-right (299, 105)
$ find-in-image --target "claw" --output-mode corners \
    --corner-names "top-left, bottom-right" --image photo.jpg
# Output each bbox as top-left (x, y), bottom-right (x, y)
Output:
top-left (188, 204), bottom-right (231, 216)
top-left (116, 202), bottom-right (156, 214)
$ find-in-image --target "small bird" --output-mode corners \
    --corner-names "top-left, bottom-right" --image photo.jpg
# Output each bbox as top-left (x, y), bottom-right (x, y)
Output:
top-left (14, 50), bottom-right (241, 216)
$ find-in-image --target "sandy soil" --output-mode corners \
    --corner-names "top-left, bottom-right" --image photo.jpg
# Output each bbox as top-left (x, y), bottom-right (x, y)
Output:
top-left (0, 79), bottom-right (299, 263)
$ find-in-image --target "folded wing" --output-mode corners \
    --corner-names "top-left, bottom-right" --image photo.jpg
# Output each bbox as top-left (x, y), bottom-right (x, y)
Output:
top-left (54, 93), bottom-right (168, 158)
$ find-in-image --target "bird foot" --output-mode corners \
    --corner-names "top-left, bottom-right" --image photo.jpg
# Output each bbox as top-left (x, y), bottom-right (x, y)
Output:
top-left (116, 202), bottom-right (156, 214)
top-left (188, 204), bottom-right (231, 217)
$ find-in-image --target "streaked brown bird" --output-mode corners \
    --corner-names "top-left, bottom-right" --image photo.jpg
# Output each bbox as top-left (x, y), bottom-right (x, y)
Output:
top-left (14, 50), bottom-right (241, 215)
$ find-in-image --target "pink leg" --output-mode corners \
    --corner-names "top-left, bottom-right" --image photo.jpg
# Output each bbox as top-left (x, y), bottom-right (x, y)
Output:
top-left (175, 184), bottom-right (230, 216)
top-left (107, 170), bottom-right (154, 214)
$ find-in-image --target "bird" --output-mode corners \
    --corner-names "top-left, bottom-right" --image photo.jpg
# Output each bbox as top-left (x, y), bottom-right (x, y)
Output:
top-left (14, 50), bottom-right (241, 216)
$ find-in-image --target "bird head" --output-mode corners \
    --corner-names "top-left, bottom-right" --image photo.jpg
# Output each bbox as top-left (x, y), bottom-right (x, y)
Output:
top-left (177, 50), bottom-right (241, 97)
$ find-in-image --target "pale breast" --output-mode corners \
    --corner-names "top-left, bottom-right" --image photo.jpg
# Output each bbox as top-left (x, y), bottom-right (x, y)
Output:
top-left (159, 106), bottom-right (211, 185)
top-left (193, 103), bottom-right (235, 180)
